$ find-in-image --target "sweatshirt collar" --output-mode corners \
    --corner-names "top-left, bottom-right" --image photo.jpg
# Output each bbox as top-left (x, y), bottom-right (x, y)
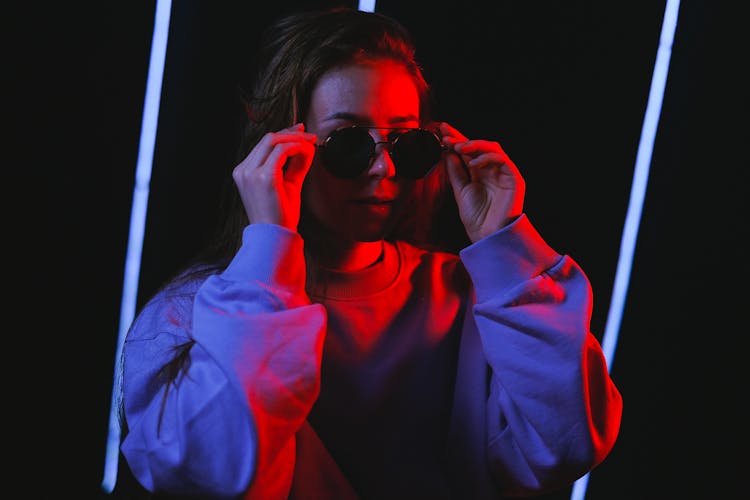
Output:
top-left (307, 241), bottom-right (400, 299)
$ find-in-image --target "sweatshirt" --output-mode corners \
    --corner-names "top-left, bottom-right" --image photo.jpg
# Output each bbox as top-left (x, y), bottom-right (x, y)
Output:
top-left (120, 213), bottom-right (622, 499)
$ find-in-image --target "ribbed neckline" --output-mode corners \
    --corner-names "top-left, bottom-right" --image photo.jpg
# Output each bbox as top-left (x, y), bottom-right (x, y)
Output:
top-left (307, 241), bottom-right (401, 300)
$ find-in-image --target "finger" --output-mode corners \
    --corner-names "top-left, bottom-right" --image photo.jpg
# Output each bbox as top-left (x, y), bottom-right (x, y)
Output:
top-left (465, 154), bottom-right (524, 196)
top-left (453, 139), bottom-right (505, 157)
top-left (438, 122), bottom-right (468, 141)
top-left (245, 126), bottom-right (317, 168)
top-left (465, 152), bottom-right (521, 179)
top-left (263, 141), bottom-right (315, 185)
top-left (454, 141), bottom-right (510, 175)
top-left (465, 152), bottom-right (514, 170)
top-left (437, 122), bottom-right (468, 151)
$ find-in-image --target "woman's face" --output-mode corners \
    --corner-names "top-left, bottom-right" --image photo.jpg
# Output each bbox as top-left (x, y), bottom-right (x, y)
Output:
top-left (303, 61), bottom-right (421, 242)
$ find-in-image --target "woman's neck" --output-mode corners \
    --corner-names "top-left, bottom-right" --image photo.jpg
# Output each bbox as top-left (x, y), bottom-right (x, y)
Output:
top-left (309, 238), bottom-right (384, 272)
top-left (301, 219), bottom-right (385, 271)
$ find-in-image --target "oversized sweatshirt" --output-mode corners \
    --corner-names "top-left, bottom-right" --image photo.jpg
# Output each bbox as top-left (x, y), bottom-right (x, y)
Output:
top-left (120, 214), bottom-right (622, 499)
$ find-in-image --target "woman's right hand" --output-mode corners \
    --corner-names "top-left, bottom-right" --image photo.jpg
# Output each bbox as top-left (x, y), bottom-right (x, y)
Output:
top-left (232, 123), bottom-right (317, 231)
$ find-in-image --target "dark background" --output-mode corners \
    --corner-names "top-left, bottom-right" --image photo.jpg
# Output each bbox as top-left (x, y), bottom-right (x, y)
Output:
top-left (16, 0), bottom-right (747, 498)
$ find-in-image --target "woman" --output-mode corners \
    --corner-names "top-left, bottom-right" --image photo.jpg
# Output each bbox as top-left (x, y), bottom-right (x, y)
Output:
top-left (117, 7), bottom-right (622, 499)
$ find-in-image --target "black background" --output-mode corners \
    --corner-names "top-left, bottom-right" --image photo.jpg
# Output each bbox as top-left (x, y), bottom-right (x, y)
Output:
top-left (15, 1), bottom-right (747, 498)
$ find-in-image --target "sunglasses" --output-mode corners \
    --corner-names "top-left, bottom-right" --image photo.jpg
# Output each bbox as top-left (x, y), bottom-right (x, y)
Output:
top-left (316, 126), bottom-right (446, 179)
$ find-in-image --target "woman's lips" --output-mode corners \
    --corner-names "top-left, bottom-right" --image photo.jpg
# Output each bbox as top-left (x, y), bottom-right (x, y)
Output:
top-left (349, 197), bottom-right (395, 217)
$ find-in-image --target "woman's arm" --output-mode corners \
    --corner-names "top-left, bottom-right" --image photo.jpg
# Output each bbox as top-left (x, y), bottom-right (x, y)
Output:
top-left (121, 223), bottom-right (326, 499)
top-left (460, 214), bottom-right (622, 496)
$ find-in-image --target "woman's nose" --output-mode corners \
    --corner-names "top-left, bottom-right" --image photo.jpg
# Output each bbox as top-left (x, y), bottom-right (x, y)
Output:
top-left (367, 141), bottom-right (397, 178)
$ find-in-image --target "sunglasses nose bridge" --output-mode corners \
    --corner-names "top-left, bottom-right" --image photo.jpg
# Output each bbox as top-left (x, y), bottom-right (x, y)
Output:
top-left (372, 139), bottom-right (394, 154)
top-left (367, 126), bottom-right (393, 145)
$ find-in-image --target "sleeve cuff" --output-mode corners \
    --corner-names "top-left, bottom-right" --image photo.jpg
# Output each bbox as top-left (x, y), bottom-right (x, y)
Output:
top-left (459, 214), bottom-right (561, 301)
top-left (221, 223), bottom-right (307, 293)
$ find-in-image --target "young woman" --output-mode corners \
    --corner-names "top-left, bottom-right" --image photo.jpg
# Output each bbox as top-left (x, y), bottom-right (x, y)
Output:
top-left (116, 7), bottom-right (622, 499)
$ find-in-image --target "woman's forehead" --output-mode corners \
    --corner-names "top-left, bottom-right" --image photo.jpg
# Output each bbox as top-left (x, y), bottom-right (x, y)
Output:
top-left (308, 62), bottom-right (421, 125)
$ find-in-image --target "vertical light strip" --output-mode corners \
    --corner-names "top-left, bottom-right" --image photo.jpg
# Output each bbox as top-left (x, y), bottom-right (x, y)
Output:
top-left (101, 0), bottom-right (173, 493)
top-left (358, 0), bottom-right (376, 13)
top-left (570, 1), bottom-right (680, 499)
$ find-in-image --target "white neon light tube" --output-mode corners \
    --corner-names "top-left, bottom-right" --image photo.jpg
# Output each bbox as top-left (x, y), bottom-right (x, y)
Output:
top-left (571, 0), bottom-right (680, 498)
top-left (358, 0), bottom-right (376, 13)
top-left (101, 0), bottom-right (173, 493)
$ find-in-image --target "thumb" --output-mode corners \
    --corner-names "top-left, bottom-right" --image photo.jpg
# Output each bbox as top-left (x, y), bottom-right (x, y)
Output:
top-left (283, 143), bottom-right (316, 186)
top-left (445, 151), bottom-right (470, 193)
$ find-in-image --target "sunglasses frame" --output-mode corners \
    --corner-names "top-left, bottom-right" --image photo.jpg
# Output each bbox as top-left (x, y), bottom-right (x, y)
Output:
top-left (316, 126), bottom-right (448, 179)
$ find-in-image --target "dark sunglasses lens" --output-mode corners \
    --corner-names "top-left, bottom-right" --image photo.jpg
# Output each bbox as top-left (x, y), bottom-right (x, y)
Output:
top-left (321, 127), bottom-right (374, 178)
top-left (391, 130), bottom-right (443, 179)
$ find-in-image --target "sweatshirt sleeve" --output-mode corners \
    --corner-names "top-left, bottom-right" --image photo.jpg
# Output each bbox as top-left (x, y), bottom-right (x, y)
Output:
top-left (121, 223), bottom-right (326, 499)
top-left (459, 214), bottom-right (622, 496)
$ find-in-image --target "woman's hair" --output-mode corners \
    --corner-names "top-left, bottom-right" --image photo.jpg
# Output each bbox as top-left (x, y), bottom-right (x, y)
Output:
top-left (196, 6), bottom-right (468, 269)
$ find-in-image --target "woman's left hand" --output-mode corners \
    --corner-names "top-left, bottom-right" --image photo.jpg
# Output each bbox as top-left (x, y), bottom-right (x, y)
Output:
top-left (439, 122), bottom-right (525, 243)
